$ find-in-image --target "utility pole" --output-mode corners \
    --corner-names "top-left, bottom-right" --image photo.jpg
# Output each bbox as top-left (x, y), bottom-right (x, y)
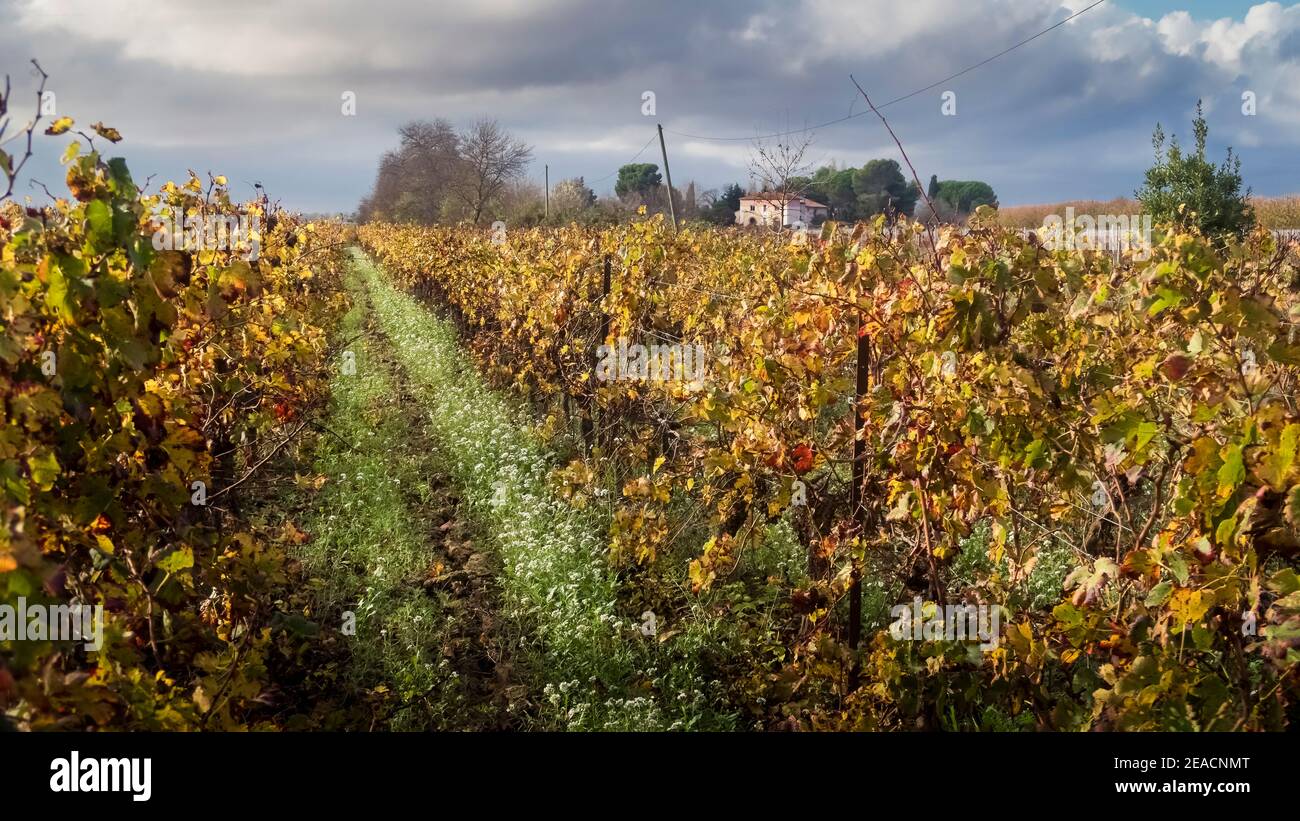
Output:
top-left (656, 123), bottom-right (678, 233)
top-left (544, 164), bottom-right (549, 221)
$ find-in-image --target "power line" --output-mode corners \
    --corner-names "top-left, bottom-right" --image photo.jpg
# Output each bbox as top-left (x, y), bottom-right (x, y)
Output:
top-left (665, 0), bottom-right (1109, 142)
top-left (580, 0), bottom-right (1108, 192)
top-left (588, 132), bottom-right (659, 183)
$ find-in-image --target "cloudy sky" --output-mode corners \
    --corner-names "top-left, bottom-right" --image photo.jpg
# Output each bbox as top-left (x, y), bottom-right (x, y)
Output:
top-left (1, 0), bottom-right (1297, 213)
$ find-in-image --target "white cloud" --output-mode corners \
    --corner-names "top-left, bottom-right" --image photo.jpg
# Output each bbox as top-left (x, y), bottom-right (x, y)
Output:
top-left (1156, 11), bottom-right (1203, 54)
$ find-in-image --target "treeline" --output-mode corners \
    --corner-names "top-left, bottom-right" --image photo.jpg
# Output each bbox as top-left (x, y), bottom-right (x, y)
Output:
top-left (357, 119), bottom-right (998, 228)
top-left (782, 163), bottom-right (998, 225)
top-left (358, 120), bottom-right (681, 227)
top-left (602, 161), bottom-right (1000, 227)
top-left (357, 118), bottom-right (533, 224)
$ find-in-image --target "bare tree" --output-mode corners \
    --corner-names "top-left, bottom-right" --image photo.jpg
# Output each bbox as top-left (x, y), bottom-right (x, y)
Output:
top-left (551, 176), bottom-right (597, 212)
top-left (747, 127), bottom-right (814, 232)
top-left (357, 150), bottom-right (404, 222)
top-left (359, 119), bottom-right (460, 223)
top-left (396, 119), bottom-right (460, 221)
top-left (454, 118), bottom-right (533, 224)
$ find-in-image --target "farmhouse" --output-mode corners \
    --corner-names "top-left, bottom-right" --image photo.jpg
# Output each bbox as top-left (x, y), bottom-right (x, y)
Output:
top-left (735, 193), bottom-right (828, 228)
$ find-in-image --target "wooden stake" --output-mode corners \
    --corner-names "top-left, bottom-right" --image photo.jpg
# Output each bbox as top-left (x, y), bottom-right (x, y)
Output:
top-left (848, 312), bottom-right (870, 692)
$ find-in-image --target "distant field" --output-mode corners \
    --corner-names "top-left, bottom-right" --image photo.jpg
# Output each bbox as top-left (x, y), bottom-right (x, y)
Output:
top-left (997, 195), bottom-right (1300, 229)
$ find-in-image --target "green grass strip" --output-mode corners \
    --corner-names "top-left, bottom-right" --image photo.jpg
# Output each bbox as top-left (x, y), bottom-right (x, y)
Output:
top-left (296, 262), bottom-right (476, 729)
top-left (352, 249), bottom-right (729, 730)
